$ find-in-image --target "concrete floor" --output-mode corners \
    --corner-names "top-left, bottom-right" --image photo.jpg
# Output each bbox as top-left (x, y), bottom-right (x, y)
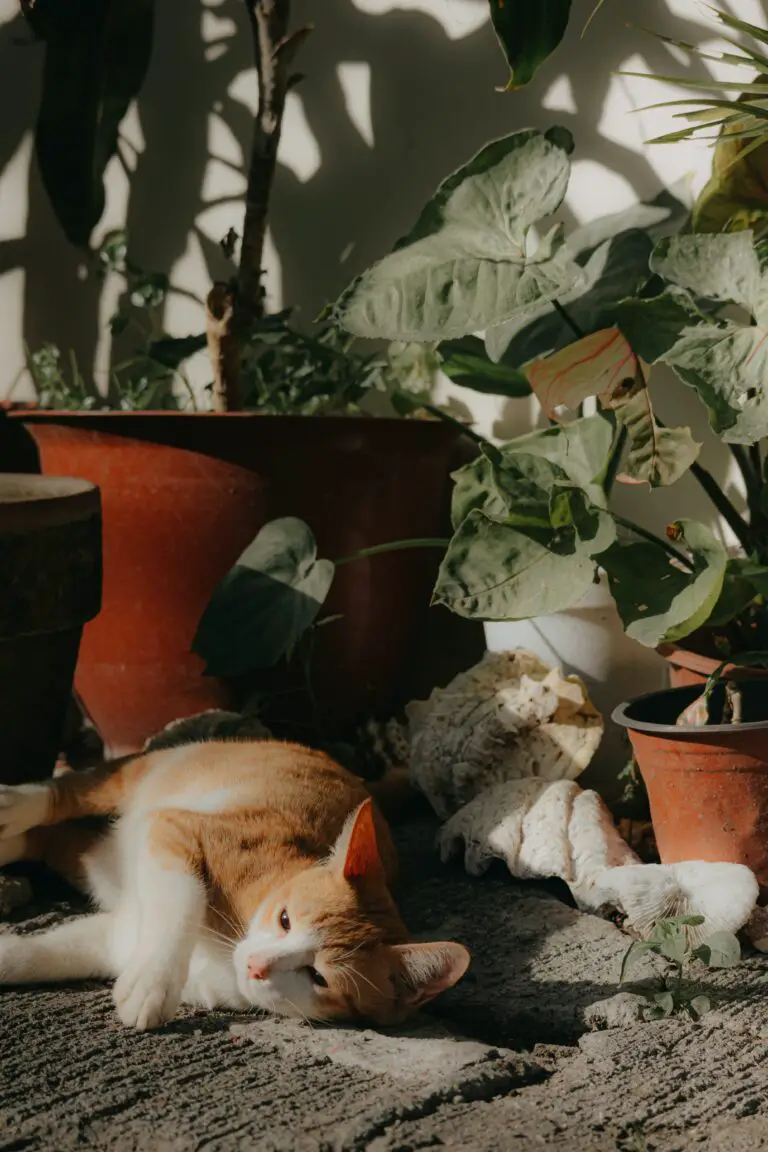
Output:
top-left (3, 817), bottom-right (768, 1151)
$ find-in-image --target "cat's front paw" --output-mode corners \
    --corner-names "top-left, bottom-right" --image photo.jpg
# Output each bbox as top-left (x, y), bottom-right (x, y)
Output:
top-left (113, 962), bottom-right (183, 1030)
top-left (0, 784), bottom-right (51, 839)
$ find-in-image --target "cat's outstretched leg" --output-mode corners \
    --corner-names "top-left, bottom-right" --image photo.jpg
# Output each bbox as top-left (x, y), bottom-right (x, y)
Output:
top-left (0, 914), bottom-right (114, 983)
top-left (0, 755), bottom-right (147, 840)
top-left (113, 808), bottom-right (205, 1030)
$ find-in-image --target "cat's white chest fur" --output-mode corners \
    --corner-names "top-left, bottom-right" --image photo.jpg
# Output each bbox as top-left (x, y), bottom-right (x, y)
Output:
top-left (82, 789), bottom-right (249, 1013)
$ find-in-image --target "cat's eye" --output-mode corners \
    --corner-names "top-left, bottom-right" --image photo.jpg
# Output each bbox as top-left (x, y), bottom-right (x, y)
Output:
top-left (279, 909), bottom-right (290, 932)
top-left (307, 966), bottom-right (328, 989)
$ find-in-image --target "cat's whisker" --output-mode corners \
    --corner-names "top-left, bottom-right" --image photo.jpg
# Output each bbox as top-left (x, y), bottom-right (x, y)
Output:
top-left (283, 995), bottom-right (316, 1030)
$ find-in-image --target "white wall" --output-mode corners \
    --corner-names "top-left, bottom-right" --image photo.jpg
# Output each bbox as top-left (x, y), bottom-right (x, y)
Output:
top-left (0, 0), bottom-right (761, 538)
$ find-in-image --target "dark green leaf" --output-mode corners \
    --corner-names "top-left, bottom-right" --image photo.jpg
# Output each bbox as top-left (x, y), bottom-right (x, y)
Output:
top-left (192, 518), bottom-right (335, 677)
top-left (488, 0), bottom-right (572, 90)
top-left (34, 0), bottom-right (154, 246)
top-left (108, 311), bottom-right (130, 337)
top-left (148, 333), bottom-right (207, 369)
top-left (438, 336), bottom-right (531, 398)
top-left (709, 558), bottom-right (763, 626)
top-left (602, 521), bottom-right (727, 647)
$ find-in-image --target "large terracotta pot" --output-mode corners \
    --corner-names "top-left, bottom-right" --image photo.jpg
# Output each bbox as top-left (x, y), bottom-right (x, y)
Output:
top-left (0, 474), bottom-right (101, 784)
top-left (613, 683), bottom-right (768, 891)
top-left (7, 412), bottom-right (457, 756)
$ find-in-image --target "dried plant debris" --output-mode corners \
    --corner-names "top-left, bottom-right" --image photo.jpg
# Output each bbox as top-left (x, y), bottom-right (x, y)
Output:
top-left (407, 651), bottom-right (603, 820)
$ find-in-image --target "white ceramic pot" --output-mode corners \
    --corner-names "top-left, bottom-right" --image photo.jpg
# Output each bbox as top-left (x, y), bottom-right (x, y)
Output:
top-left (482, 572), bottom-right (668, 800)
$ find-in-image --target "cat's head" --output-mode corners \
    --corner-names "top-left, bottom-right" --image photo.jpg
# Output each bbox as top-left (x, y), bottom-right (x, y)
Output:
top-left (233, 799), bottom-right (470, 1024)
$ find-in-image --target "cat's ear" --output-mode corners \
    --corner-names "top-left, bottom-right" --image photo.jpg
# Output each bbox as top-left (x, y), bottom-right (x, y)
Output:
top-left (391, 941), bottom-right (471, 1007)
top-left (333, 799), bottom-right (383, 882)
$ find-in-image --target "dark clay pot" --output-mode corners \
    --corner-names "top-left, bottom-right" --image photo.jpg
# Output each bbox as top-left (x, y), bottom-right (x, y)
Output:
top-left (0, 475), bottom-right (101, 784)
top-left (613, 682), bottom-right (768, 889)
top-left (7, 412), bottom-right (458, 756)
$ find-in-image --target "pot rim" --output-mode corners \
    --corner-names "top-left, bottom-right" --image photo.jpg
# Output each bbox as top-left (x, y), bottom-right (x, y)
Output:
top-left (3, 408), bottom-right (466, 429)
top-left (612, 684), bottom-right (768, 736)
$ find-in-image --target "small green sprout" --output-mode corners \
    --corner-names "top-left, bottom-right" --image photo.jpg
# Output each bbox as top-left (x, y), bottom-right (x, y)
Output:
top-left (620, 915), bottom-right (741, 1020)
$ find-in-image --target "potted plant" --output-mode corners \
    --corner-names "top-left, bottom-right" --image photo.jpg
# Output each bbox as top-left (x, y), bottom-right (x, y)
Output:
top-left (0, 474), bottom-right (101, 785)
top-left (613, 677), bottom-right (768, 891)
top-left (3, 1), bottom-right (496, 755)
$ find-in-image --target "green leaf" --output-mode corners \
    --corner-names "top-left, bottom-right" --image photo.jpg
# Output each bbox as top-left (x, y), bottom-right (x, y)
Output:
top-left (334, 128), bottom-right (580, 342)
top-left (438, 336), bottom-right (530, 398)
top-left (601, 521), bottom-right (728, 647)
top-left (652, 990), bottom-right (676, 1017)
top-left (485, 187), bottom-right (690, 365)
top-left (689, 994), bottom-right (712, 1018)
top-left (708, 558), bottom-right (763, 626)
top-left (612, 388), bottom-right (700, 488)
top-left (33, 0), bottom-right (154, 246)
top-left (449, 414), bottom-right (614, 532)
top-left (651, 232), bottom-right (765, 318)
top-left (148, 333), bottom-right (207, 369)
top-left (433, 510), bottom-right (601, 620)
top-left (488, 0), bottom-right (573, 90)
top-left (499, 412), bottom-right (615, 488)
top-left (692, 931), bottom-right (742, 969)
top-left (620, 939), bottom-right (660, 983)
top-left (192, 518), bottom-right (335, 677)
top-left (656, 934), bottom-right (688, 966)
top-left (617, 238), bottom-right (768, 446)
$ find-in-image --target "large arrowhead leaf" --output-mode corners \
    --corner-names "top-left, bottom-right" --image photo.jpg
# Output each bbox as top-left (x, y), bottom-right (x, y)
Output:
top-left (33, 0), bottom-right (154, 246)
top-left (433, 509), bottom-right (602, 620)
top-left (484, 185), bottom-right (690, 365)
top-left (601, 521), bottom-right (727, 647)
top-left (334, 128), bottom-right (581, 342)
top-left (489, 0), bottom-right (572, 90)
top-left (192, 518), bottom-right (335, 676)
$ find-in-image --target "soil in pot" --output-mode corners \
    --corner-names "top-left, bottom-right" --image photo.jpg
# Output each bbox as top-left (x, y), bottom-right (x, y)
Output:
top-left (8, 412), bottom-right (458, 757)
top-left (0, 475), bottom-right (102, 784)
top-left (613, 682), bottom-right (768, 892)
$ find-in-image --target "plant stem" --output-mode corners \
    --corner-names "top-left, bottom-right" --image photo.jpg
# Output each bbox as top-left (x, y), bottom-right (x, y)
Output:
top-left (334, 538), bottom-right (450, 567)
top-left (611, 513), bottom-right (696, 571)
top-left (422, 402), bottom-right (496, 454)
top-left (603, 424), bottom-right (628, 496)
top-left (553, 299), bottom-right (585, 340)
top-left (654, 417), bottom-right (753, 550)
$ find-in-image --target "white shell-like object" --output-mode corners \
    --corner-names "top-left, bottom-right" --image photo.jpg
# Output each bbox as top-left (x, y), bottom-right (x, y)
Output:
top-left (592, 861), bottom-right (760, 947)
top-left (407, 651), bottom-right (604, 820)
top-left (438, 779), bottom-right (637, 910)
top-left (438, 780), bottom-right (760, 940)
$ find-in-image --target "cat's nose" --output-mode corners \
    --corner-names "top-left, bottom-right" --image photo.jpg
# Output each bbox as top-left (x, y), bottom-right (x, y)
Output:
top-left (246, 955), bottom-right (271, 981)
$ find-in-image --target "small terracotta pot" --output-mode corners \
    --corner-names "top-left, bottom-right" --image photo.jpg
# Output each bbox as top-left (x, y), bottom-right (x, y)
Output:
top-left (613, 683), bottom-right (768, 890)
top-left (0, 475), bottom-right (102, 784)
top-left (659, 637), bottom-right (768, 688)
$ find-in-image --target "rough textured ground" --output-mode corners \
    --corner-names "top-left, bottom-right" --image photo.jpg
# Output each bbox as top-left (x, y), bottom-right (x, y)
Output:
top-left (2, 816), bottom-right (768, 1151)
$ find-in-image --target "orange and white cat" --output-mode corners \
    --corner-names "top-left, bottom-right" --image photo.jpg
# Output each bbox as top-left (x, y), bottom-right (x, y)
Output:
top-left (0, 740), bottom-right (469, 1030)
